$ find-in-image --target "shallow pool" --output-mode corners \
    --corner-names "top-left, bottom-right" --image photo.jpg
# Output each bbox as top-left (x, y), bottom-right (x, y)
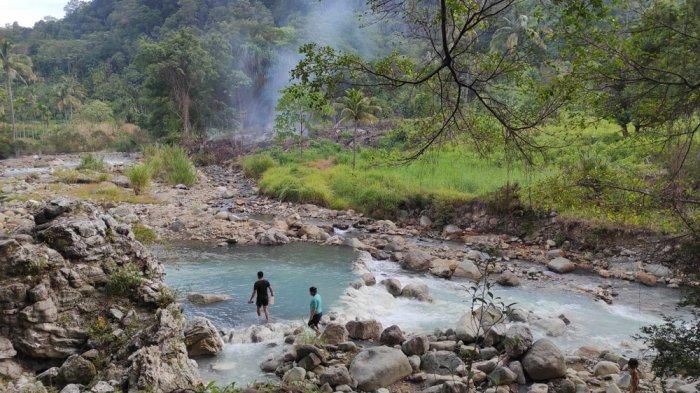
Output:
top-left (157, 242), bottom-right (358, 329)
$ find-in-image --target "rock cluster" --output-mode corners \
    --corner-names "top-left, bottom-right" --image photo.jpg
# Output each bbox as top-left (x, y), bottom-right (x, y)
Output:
top-left (0, 199), bottom-right (203, 392)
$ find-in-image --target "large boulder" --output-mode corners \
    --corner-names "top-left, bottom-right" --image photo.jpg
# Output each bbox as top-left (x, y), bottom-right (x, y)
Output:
top-left (522, 339), bottom-right (566, 381)
top-left (299, 224), bottom-right (330, 241)
top-left (58, 355), bottom-right (96, 385)
top-left (547, 257), bottom-right (576, 274)
top-left (402, 248), bottom-right (433, 271)
top-left (380, 325), bottom-right (405, 346)
top-left (452, 259), bottom-right (482, 281)
top-left (346, 320), bottom-right (383, 341)
top-left (420, 351), bottom-right (464, 375)
top-left (319, 365), bottom-right (352, 387)
top-left (455, 306), bottom-right (504, 342)
top-left (635, 271), bottom-right (657, 287)
top-left (593, 361), bottom-right (621, 377)
top-left (257, 228), bottom-right (290, 245)
top-left (400, 282), bottom-right (432, 302)
top-left (126, 340), bottom-right (202, 392)
top-left (321, 323), bottom-right (349, 345)
top-left (183, 317), bottom-right (224, 357)
top-left (349, 346), bottom-right (412, 391)
top-left (497, 271), bottom-right (520, 287)
top-left (382, 278), bottom-right (402, 296)
top-left (402, 335), bottom-right (429, 356)
top-left (186, 293), bottom-right (231, 305)
top-left (504, 324), bottom-right (533, 358)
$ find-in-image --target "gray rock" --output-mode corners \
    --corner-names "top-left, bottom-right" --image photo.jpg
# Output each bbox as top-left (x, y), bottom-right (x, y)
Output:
top-left (349, 346), bottom-right (412, 391)
top-left (37, 366), bottom-right (60, 386)
top-left (497, 271), bottom-right (520, 287)
top-left (509, 360), bottom-right (527, 385)
top-left (402, 335), bottom-right (430, 356)
top-left (489, 366), bottom-right (518, 385)
top-left (420, 351), bottom-right (464, 375)
top-left (321, 323), bottom-right (349, 345)
top-left (452, 259), bottom-right (482, 281)
top-left (338, 341), bottom-right (357, 352)
top-left (382, 278), bottom-right (402, 296)
top-left (504, 324), bottom-right (533, 358)
top-left (183, 317), bottom-right (224, 357)
top-left (522, 339), bottom-right (566, 381)
top-left (380, 325), bottom-right (405, 346)
top-left (59, 355), bottom-right (96, 385)
top-left (346, 320), bottom-right (382, 341)
top-left (283, 367), bottom-right (306, 383)
top-left (257, 228), bottom-right (290, 245)
top-left (319, 364), bottom-right (352, 387)
top-left (593, 361), bottom-right (621, 377)
top-left (91, 381), bottom-right (115, 393)
top-left (0, 337), bottom-right (16, 359)
top-left (299, 353), bottom-right (322, 371)
top-left (186, 293), bottom-right (231, 305)
top-left (61, 384), bottom-right (84, 393)
top-left (360, 273), bottom-right (376, 286)
top-left (402, 249), bottom-right (433, 271)
top-left (401, 282), bottom-right (432, 302)
top-left (548, 257), bottom-right (576, 274)
top-left (409, 355), bottom-right (421, 373)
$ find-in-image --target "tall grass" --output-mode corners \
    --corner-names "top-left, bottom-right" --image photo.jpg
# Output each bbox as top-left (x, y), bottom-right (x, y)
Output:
top-left (77, 153), bottom-right (106, 171)
top-left (125, 164), bottom-right (151, 195)
top-left (143, 145), bottom-right (197, 186)
top-left (241, 154), bottom-right (277, 179)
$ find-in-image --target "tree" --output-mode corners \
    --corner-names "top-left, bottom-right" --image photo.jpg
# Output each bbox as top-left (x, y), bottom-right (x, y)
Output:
top-left (336, 89), bottom-right (381, 169)
top-left (0, 38), bottom-right (37, 140)
top-left (275, 84), bottom-right (333, 156)
top-left (53, 75), bottom-right (84, 119)
top-left (136, 28), bottom-right (216, 140)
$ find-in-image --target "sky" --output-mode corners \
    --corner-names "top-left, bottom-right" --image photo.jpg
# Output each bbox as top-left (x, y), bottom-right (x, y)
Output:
top-left (0, 0), bottom-right (67, 27)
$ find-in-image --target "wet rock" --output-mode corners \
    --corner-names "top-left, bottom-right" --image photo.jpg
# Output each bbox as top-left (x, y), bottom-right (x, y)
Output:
top-left (299, 224), bottom-right (330, 241)
top-left (497, 271), bottom-right (520, 287)
top-left (522, 339), bottom-right (566, 381)
top-left (403, 248), bottom-right (433, 271)
top-left (421, 351), bottom-right (464, 375)
top-left (429, 259), bottom-right (454, 278)
top-left (593, 361), bottom-right (620, 377)
top-left (382, 278), bottom-right (402, 297)
top-left (256, 228), bottom-right (290, 245)
top-left (319, 364), bottom-right (352, 387)
top-left (530, 316), bottom-right (567, 337)
top-left (321, 323), bottom-right (349, 345)
top-left (349, 346), bottom-right (412, 391)
top-left (183, 317), bottom-right (224, 357)
top-left (59, 355), bottom-right (96, 385)
top-left (401, 282), bottom-right (432, 302)
top-left (455, 306), bottom-right (503, 342)
top-left (360, 273), bottom-right (376, 286)
top-left (452, 259), bottom-right (482, 281)
top-left (380, 325), bottom-right (405, 346)
top-left (504, 324), bottom-right (533, 358)
top-left (402, 335), bottom-right (430, 356)
top-left (186, 293), bottom-right (231, 305)
top-left (548, 258), bottom-right (576, 274)
top-left (346, 237), bottom-right (368, 250)
top-left (635, 271), bottom-right (657, 286)
top-left (346, 320), bottom-right (382, 341)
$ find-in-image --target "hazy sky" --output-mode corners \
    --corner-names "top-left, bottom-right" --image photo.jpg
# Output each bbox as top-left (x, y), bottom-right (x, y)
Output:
top-left (0, 0), bottom-right (67, 27)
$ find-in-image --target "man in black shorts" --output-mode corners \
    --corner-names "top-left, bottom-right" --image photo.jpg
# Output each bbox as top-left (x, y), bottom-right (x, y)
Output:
top-left (308, 286), bottom-right (323, 335)
top-left (248, 271), bottom-right (274, 323)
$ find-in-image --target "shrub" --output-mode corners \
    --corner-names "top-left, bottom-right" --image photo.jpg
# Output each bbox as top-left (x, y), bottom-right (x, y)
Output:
top-left (86, 316), bottom-right (115, 347)
top-left (242, 154), bottom-right (277, 179)
top-left (74, 100), bottom-right (115, 123)
top-left (125, 164), bottom-right (151, 195)
top-left (635, 313), bottom-right (700, 379)
top-left (105, 263), bottom-right (143, 296)
top-left (77, 153), bottom-right (106, 171)
top-left (132, 223), bottom-right (157, 244)
top-left (143, 144), bottom-right (197, 186)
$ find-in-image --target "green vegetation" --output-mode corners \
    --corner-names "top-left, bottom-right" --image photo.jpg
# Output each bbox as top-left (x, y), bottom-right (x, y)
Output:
top-left (636, 313), bottom-right (700, 379)
top-left (241, 155), bottom-right (278, 180)
top-left (54, 169), bottom-right (109, 184)
top-left (143, 145), bottom-right (197, 186)
top-left (132, 224), bottom-right (157, 245)
top-left (105, 263), bottom-right (143, 297)
top-left (77, 153), bottom-right (106, 171)
top-left (125, 164), bottom-right (152, 195)
top-left (65, 183), bottom-right (159, 205)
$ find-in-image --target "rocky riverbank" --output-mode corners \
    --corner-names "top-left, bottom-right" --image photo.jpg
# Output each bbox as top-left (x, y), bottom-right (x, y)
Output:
top-left (1, 156), bottom-right (697, 392)
top-left (0, 199), bottom-right (201, 392)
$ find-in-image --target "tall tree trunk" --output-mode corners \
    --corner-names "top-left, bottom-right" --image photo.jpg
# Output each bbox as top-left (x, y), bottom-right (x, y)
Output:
top-left (180, 91), bottom-right (192, 141)
top-left (299, 119), bottom-right (304, 158)
top-left (352, 124), bottom-right (357, 170)
top-left (620, 122), bottom-right (629, 138)
top-left (4, 65), bottom-right (16, 141)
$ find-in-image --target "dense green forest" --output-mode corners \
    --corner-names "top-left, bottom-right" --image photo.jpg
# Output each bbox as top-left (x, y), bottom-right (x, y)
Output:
top-left (0, 0), bottom-right (698, 243)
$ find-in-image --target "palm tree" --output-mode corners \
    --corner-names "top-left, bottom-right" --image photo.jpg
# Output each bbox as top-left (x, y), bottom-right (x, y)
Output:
top-left (1, 38), bottom-right (37, 140)
top-left (337, 89), bottom-right (381, 169)
top-left (53, 76), bottom-right (84, 120)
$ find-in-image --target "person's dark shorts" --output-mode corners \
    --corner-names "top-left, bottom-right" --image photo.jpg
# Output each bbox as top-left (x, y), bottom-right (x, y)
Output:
top-left (308, 313), bottom-right (322, 327)
top-left (256, 297), bottom-right (269, 308)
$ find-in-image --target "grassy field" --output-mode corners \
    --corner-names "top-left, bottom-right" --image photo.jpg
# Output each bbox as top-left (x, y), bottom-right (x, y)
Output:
top-left (244, 119), bottom-right (698, 233)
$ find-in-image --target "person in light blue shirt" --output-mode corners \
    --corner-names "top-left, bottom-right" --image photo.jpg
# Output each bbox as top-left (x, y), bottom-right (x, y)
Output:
top-left (308, 286), bottom-right (323, 335)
